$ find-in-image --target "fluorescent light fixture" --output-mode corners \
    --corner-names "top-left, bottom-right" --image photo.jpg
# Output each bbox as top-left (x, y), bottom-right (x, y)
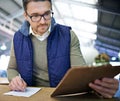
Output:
top-left (0, 43), bottom-right (7, 50)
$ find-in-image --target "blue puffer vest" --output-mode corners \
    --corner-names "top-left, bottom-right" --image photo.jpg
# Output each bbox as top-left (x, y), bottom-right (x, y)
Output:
top-left (13, 18), bottom-right (71, 87)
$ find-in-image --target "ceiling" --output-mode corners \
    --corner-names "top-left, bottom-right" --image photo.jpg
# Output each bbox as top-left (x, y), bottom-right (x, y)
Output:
top-left (95, 0), bottom-right (120, 58)
top-left (0, 0), bottom-right (120, 59)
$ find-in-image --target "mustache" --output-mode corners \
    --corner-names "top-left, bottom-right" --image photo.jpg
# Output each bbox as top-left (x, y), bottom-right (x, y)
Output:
top-left (38, 23), bottom-right (48, 26)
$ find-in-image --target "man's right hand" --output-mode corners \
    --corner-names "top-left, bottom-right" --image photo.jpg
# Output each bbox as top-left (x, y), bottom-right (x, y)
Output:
top-left (9, 76), bottom-right (27, 91)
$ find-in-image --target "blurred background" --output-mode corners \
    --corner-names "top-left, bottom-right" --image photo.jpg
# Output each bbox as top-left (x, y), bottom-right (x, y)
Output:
top-left (0, 0), bottom-right (120, 77)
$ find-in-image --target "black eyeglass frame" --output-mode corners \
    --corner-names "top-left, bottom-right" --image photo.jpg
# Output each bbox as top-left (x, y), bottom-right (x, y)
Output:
top-left (26, 10), bottom-right (54, 22)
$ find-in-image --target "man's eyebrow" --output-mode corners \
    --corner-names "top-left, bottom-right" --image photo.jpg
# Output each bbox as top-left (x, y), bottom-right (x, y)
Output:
top-left (30, 13), bottom-right (39, 16)
top-left (30, 10), bottom-right (51, 15)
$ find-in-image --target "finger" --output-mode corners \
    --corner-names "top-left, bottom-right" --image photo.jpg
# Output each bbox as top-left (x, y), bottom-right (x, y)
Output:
top-left (9, 76), bottom-right (24, 91)
top-left (102, 78), bottom-right (118, 84)
top-left (89, 83), bottom-right (115, 98)
top-left (94, 79), bottom-right (118, 90)
top-left (16, 77), bottom-right (27, 91)
top-left (16, 77), bottom-right (25, 89)
top-left (93, 85), bottom-right (114, 98)
top-left (96, 86), bottom-right (115, 96)
top-left (97, 78), bottom-right (119, 93)
top-left (23, 80), bottom-right (27, 87)
top-left (20, 79), bottom-right (27, 91)
top-left (89, 82), bottom-right (116, 94)
top-left (13, 76), bottom-right (24, 91)
top-left (9, 80), bottom-right (20, 91)
top-left (94, 88), bottom-right (113, 98)
top-left (102, 78), bottom-right (119, 89)
top-left (9, 82), bottom-right (17, 91)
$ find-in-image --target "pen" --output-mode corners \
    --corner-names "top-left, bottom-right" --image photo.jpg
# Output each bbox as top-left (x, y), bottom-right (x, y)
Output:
top-left (19, 74), bottom-right (21, 78)
top-left (19, 74), bottom-right (26, 92)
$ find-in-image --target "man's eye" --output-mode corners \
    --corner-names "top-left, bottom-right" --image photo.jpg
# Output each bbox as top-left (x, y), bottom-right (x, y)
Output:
top-left (44, 11), bottom-right (51, 15)
top-left (33, 15), bottom-right (39, 17)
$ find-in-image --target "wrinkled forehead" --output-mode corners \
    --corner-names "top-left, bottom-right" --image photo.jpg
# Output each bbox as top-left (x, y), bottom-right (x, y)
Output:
top-left (26, 1), bottom-right (51, 14)
top-left (23, 0), bottom-right (52, 9)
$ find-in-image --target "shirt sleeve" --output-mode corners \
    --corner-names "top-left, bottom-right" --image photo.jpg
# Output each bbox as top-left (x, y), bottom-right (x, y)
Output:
top-left (114, 74), bottom-right (120, 98)
top-left (70, 30), bottom-right (86, 66)
top-left (114, 82), bottom-right (120, 98)
top-left (7, 40), bottom-right (19, 82)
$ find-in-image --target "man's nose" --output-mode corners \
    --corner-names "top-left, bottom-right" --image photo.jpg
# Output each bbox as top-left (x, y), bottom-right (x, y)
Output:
top-left (39, 17), bottom-right (46, 24)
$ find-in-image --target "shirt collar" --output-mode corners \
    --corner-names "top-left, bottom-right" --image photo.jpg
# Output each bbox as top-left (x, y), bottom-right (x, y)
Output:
top-left (29, 25), bottom-right (51, 41)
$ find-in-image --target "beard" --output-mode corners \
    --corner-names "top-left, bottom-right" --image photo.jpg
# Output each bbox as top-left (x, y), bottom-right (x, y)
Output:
top-left (32, 24), bottom-right (49, 35)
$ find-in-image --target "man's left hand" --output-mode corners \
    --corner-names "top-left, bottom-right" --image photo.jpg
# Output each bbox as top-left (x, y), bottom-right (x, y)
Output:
top-left (89, 78), bottom-right (119, 98)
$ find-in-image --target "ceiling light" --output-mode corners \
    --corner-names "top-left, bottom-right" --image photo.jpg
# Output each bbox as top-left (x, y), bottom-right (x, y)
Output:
top-left (0, 43), bottom-right (7, 50)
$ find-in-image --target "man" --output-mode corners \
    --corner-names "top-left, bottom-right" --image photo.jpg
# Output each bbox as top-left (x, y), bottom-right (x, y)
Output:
top-left (7, 0), bottom-right (120, 98)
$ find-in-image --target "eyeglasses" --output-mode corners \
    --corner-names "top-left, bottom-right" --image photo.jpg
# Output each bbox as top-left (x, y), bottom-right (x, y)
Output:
top-left (26, 10), bottom-right (54, 22)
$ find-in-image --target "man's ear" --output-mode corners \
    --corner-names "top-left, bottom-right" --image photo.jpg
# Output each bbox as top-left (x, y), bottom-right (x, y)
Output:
top-left (24, 12), bottom-right (28, 21)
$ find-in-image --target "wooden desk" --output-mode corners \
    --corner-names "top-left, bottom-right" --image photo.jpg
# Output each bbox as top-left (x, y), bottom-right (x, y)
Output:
top-left (0, 85), bottom-right (119, 101)
top-left (0, 78), bottom-right (9, 84)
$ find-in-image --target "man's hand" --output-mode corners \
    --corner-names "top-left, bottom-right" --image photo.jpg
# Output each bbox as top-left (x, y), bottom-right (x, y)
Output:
top-left (89, 78), bottom-right (119, 98)
top-left (9, 76), bottom-right (27, 91)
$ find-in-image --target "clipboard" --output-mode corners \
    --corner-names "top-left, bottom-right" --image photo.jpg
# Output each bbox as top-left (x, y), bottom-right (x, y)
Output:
top-left (51, 64), bottom-right (120, 97)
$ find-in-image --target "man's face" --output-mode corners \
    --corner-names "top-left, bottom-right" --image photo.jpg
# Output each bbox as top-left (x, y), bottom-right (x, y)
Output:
top-left (24, 1), bottom-right (52, 35)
